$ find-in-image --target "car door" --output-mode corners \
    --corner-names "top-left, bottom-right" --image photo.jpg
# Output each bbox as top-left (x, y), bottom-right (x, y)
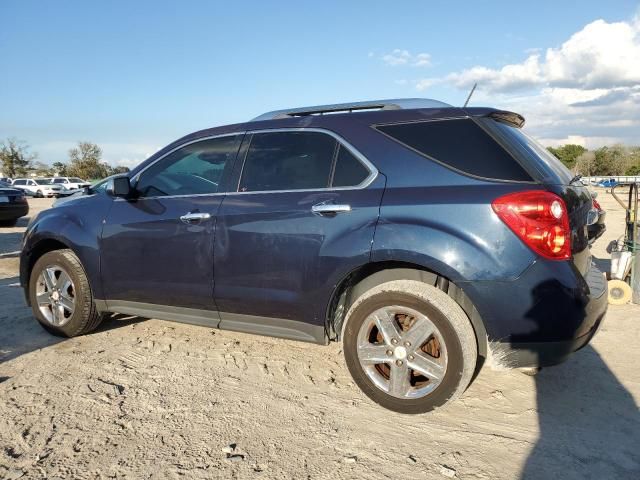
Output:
top-left (100, 133), bottom-right (243, 317)
top-left (213, 129), bottom-right (385, 343)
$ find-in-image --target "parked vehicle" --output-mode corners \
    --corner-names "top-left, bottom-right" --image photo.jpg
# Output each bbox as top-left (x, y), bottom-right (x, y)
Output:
top-left (50, 176), bottom-right (91, 190)
top-left (598, 179), bottom-right (618, 188)
top-left (0, 180), bottom-right (29, 226)
top-left (11, 178), bottom-right (63, 198)
top-left (0, 177), bottom-right (12, 184)
top-left (20, 99), bottom-right (607, 413)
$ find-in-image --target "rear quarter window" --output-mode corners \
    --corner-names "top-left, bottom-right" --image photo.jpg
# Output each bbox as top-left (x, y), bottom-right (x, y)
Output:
top-left (376, 118), bottom-right (533, 182)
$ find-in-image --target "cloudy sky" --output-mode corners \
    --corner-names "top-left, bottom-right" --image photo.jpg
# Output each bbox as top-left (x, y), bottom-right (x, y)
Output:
top-left (1, 0), bottom-right (639, 167)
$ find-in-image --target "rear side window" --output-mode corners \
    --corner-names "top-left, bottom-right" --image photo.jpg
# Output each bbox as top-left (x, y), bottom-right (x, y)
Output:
top-left (377, 119), bottom-right (532, 181)
top-left (332, 146), bottom-right (369, 187)
top-left (240, 131), bottom-right (336, 192)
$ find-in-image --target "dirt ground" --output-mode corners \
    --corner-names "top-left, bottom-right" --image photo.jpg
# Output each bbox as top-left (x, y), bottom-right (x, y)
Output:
top-left (0, 193), bottom-right (638, 480)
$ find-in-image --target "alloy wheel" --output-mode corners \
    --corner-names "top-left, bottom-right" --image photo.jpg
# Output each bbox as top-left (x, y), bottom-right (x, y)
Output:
top-left (35, 264), bottom-right (76, 326)
top-left (356, 305), bottom-right (448, 399)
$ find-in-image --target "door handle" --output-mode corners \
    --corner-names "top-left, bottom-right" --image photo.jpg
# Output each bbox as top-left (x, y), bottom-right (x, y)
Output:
top-left (311, 204), bottom-right (352, 215)
top-left (180, 212), bottom-right (211, 224)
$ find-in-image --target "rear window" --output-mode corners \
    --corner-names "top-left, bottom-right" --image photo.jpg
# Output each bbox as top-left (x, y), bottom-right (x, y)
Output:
top-left (376, 118), bottom-right (533, 181)
top-left (481, 119), bottom-right (572, 185)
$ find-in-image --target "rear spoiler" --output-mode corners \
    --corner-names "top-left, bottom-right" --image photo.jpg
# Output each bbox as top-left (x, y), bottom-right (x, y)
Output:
top-left (488, 111), bottom-right (525, 128)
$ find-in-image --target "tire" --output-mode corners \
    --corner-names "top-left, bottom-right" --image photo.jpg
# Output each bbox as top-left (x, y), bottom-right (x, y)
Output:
top-left (35, 190), bottom-right (42, 198)
top-left (0, 218), bottom-right (18, 227)
top-left (29, 249), bottom-right (105, 337)
top-left (342, 279), bottom-right (477, 414)
top-left (608, 279), bottom-right (632, 305)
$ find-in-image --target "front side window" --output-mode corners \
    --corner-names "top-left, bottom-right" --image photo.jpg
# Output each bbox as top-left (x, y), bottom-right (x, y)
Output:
top-left (13, 180), bottom-right (25, 185)
top-left (136, 135), bottom-right (242, 198)
top-left (53, 178), bottom-right (65, 184)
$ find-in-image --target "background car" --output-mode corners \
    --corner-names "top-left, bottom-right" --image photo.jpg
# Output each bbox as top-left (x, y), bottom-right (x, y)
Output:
top-left (0, 177), bottom-right (12, 183)
top-left (0, 180), bottom-right (29, 226)
top-left (11, 178), bottom-right (64, 197)
top-left (51, 176), bottom-right (91, 190)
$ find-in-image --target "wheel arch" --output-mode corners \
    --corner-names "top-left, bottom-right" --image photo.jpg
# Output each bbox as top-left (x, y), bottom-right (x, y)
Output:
top-left (21, 237), bottom-right (74, 306)
top-left (325, 261), bottom-right (488, 361)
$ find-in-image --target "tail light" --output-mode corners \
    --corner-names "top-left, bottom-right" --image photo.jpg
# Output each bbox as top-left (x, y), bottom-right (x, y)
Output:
top-left (592, 198), bottom-right (602, 210)
top-left (492, 190), bottom-right (571, 260)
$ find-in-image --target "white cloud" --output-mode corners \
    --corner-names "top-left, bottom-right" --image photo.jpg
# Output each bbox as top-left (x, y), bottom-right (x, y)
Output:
top-left (411, 14), bottom-right (640, 146)
top-left (382, 49), bottom-right (431, 67)
top-left (442, 17), bottom-right (640, 93)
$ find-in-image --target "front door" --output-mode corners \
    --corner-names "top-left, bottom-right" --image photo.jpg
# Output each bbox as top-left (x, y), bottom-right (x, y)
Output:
top-left (100, 134), bottom-right (243, 313)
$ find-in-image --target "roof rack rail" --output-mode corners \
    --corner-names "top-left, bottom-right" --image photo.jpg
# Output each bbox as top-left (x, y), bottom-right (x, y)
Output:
top-left (251, 98), bottom-right (452, 121)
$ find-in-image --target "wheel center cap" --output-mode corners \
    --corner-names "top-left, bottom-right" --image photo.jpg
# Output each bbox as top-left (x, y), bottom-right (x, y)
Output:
top-left (393, 346), bottom-right (407, 360)
top-left (51, 291), bottom-right (60, 301)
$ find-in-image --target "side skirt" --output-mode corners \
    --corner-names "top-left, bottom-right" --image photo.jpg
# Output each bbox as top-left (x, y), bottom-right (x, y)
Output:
top-left (96, 300), bottom-right (328, 345)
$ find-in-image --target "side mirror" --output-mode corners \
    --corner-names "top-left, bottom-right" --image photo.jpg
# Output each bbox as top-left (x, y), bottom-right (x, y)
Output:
top-left (106, 176), bottom-right (132, 198)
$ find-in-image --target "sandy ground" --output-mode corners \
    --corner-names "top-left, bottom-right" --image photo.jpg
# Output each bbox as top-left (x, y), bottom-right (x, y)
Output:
top-left (0, 193), bottom-right (638, 480)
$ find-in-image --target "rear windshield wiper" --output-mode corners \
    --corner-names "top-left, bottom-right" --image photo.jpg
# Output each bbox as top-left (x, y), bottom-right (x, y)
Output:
top-left (569, 174), bottom-right (582, 184)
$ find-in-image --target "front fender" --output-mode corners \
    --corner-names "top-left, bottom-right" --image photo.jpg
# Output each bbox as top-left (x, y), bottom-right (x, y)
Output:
top-left (21, 194), bottom-right (114, 300)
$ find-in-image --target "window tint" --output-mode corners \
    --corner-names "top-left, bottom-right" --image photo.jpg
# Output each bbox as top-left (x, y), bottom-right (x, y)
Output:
top-left (482, 119), bottom-right (572, 184)
top-left (53, 178), bottom-right (65, 183)
top-left (136, 135), bottom-right (241, 198)
top-left (377, 119), bottom-right (532, 181)
top-left (70, 178), bottom-right (84, 183)
top-left (13, 180), bottom-right (25, 185)
top-left (240, 132), bottom-right (336, 192)
top-left (331, 146), bottom-right (369, 187)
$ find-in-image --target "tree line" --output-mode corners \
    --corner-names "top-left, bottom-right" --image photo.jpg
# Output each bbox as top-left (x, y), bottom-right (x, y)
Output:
top-left (547, 144), bottom-right (640, 176)
top-left (0, 138), bottom-right (129, 180)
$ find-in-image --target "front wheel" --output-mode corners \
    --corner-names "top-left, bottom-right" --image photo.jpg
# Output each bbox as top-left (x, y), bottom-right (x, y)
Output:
top-left (35, 190), bottom-right (42, 198)
top-left (342, 280), bottom-right (477, 414)
top-left (29, 249), bottom-right (105, 337)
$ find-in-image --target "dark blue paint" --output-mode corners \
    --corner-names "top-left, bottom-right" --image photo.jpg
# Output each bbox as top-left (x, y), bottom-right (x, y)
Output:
top-left (20, 104), bottom-right (606, 367)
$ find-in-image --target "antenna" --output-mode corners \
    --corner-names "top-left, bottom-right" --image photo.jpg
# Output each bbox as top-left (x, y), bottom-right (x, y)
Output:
top-left (463, 83), bottom-right (477, 108)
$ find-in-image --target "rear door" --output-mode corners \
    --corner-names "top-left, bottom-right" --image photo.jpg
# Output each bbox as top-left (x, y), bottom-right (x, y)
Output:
top-left (100, 134), bottom-right (243, 312)
top-left (213, 129), bottom-right (385, 340)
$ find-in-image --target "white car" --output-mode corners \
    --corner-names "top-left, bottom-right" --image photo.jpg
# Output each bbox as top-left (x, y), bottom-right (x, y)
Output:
top-left (11, 178), bottom-right (64, 197)
top-left (50, 176), bottom-right (91, 190)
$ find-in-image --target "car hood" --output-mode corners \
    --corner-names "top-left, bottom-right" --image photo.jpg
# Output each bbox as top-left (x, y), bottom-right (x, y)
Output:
top-left (0, 186), bottom-right (24, 195)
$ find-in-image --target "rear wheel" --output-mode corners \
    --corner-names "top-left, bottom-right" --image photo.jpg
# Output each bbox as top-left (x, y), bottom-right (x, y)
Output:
top-left (342, 280), bottom-right (477, 414)
top-left (29, 249), bottom-right (105, 337)
top-left (35, 190), bottom-right (42, 198)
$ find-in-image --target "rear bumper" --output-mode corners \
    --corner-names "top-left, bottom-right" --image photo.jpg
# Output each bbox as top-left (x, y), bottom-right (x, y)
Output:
top-left (0, 203), bottom-right (29, 220)
top-left (462, 259), bottom-right (608, 368)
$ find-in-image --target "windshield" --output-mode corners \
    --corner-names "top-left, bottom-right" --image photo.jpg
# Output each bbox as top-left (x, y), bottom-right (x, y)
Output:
top-left (0, 181), bottom-right (9, 187)
top-left (34, 179), bottom-right (53, 185)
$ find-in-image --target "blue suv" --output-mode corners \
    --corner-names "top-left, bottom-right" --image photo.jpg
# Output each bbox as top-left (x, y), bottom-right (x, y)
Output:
top-left (20, 99), bottom-right (607, 413)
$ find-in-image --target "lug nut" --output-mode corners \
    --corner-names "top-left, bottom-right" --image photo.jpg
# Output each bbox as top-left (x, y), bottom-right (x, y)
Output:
top-left (391, 338), bottom-right (398, 345)
top-left (408, 355), bottom-right (414, 361)
top-left (386, 350), bottom-right (393, 356)
top-left (404, 341), bottom-right (411, 347)
top-left (395, 360), bottom-right (403, 366)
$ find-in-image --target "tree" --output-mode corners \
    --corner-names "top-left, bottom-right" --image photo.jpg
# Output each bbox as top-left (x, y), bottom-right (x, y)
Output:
top-left (626, 164), bottom-right (640, 176)
top-left (547, 144), bottom-right (587, 169)
top-left (591, 145), bottom-right (625, 176)
top-left (52, 161), bottom-right (68, 176)
top-left (67, 142), bottom-right (110, 180)
top-left (109, 165), bottom-right (130, 175)
top-left (573, 151), bottom-right (596, 175)
top-left (0, 138), bottom-right (36, 177)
